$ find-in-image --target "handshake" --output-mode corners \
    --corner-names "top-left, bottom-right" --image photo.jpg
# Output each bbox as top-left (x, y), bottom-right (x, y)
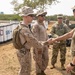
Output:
top-left (43, 38), bottom-right (58, 45)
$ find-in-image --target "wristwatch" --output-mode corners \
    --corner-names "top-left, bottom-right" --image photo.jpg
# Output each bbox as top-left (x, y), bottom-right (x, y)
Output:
top-left (70, 63), bottom-right (75, 66)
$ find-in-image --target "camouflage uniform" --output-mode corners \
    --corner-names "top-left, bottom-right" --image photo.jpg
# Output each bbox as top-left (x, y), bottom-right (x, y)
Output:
top-left (32, 21), bottom-right (49, 73)
top-left (17, 6), bottom-right (44, 75)
top-left (51, 22), bottom-right (69, 67)
top-left (70, 28), bottom-right (75, 75)
top-left (70, 6), bottom-right (75, 75)
top-left (17, 24), bottom-right (43, 75)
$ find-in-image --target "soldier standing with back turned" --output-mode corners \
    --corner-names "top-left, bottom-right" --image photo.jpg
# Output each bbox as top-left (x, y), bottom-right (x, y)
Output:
top-left (66, 6), bottom-right (75, 75)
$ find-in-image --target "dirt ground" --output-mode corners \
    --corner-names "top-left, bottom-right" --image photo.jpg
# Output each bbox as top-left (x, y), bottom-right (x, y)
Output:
top-left (0, 22), bottom-right (72, 75)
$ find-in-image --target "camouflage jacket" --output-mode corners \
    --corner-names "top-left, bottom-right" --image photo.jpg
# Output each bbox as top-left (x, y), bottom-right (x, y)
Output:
top-left (19, 24), bottom-right (43, 50)
top-left (50, 22), bottom-right (70, 43)
top-left (32, 21), bottom-right (48, 41)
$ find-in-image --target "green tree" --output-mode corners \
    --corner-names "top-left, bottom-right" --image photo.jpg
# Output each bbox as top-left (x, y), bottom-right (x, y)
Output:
top-left (11, 0), bottom-right (59, 13)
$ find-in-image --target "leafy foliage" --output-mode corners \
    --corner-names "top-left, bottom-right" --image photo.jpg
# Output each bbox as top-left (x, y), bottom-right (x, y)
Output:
top-left (11, 0), bottom-right (59, 13)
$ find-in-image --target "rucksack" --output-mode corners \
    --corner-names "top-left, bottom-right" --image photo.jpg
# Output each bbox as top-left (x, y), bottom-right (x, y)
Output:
top-left (13, 25), bottom-right (26, 49)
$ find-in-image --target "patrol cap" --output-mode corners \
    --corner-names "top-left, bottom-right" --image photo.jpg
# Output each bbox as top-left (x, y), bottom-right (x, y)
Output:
top-left (57, 14), bottom-right (63, 19)
top-left (19, 6), bottom-right (35, 16)
top-left (72, 6), bottom-right (75, 12)
top-left (36, 10), bottom-right (47, 16)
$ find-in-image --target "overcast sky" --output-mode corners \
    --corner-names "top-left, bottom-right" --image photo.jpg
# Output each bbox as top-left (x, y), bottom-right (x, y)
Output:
top-left (0, 0), bottom-right (75, 16)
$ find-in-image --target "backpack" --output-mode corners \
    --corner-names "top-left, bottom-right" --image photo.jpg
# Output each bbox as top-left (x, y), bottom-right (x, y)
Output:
top-left (13, 25), bottom-right (27, 49)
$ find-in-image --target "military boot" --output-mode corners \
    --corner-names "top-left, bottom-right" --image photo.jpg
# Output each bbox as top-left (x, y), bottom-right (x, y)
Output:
top-left (61, 64), bottom-right (66, 70)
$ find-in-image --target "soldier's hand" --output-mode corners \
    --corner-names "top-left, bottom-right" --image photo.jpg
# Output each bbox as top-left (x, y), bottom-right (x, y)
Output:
top-left (43, 38), bottom-right (52, 45)
top-left (47, 38), bottom-right (53, 44)
top-left (48, 38), bottom-right (60, 44)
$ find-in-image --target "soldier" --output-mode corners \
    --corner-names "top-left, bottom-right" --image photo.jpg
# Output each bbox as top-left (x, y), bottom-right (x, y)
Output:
top-left (47, 6), bottom-right (75, 75)
top-left (50, 14), bottom-right (70, 70)
top-left (16, 6), bottom-right (51, 75)
top-left (32, 10), bottom-right (49, 75)
top-left (66, 6), bottom-right (75, 75)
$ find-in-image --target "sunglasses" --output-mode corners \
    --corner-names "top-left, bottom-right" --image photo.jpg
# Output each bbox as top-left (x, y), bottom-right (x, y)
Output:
top-left (39, 15), bottom-right (45, 17)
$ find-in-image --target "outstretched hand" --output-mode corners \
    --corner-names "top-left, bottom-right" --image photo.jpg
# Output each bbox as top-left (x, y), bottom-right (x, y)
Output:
top-left (47, 38), bottom-right (53, 44)
top-left (47, 38), bottom-right (56, 44)
top-left (43, 38), bottom-right (52, 45)
top-left (43, 38), bottom-right (58, 45)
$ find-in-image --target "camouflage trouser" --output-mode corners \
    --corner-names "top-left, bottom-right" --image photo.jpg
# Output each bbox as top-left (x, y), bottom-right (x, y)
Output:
top-left (70, 51), bottom-right (75, 75)
top-left (33, 46), bottom-right (49, 73)
top-left (17, 49), bottom-right (31, 75)
top-left (51, 43), bottom-right (66, 65)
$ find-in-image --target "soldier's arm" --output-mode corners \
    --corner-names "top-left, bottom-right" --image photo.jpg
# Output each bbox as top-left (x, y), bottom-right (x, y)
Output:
top-left (52, 29), bottom-right (74, 42)
top-left (23, 28), bottom-right (43, 49)
top-left (44, 29), bottom-right (74, 45)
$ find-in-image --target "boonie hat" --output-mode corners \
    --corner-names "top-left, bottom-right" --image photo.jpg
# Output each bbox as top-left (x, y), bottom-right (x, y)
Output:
top-left (19, 6), bottom-right (35, 16)
top-left (36, 10), bottom-right (47, 16)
